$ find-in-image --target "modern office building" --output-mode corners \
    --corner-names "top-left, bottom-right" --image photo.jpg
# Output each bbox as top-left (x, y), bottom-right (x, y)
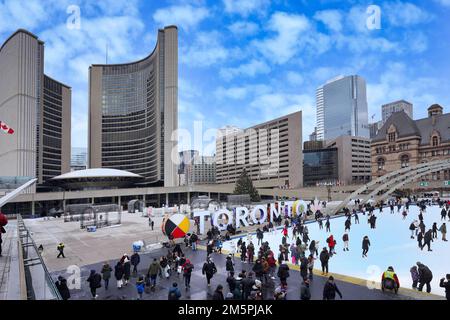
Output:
top-left (71, 147), bottom-right (88, 171)
top-left (0, 29), bottom-right (71, 191)
top-left (316, 75), bottom-right (369, 141)
top-left (303, 147), bottom-right (339, 186)
top-left (382, 100), bottom-right (413, 123)
top-left (216, 111), bottom-right (303, 188)
top-left (371, 104), bottom-right (450, 180)
top-left (185, 155), bottom-right (216, 185)
top-left (303, 135), bottom-right (371, 186)
top-left (326, 135), bottom-right (372, 185)
top-left (88, 26), bottom-right (178, 187)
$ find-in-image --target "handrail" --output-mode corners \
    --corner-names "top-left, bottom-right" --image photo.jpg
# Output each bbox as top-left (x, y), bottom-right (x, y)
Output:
top-left (17, 215), bottom-right (62, 300)
top-left (16, 223), bottom-right (28, 300)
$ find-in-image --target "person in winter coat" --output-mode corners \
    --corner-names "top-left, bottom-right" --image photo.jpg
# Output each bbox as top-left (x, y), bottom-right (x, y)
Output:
top-left (277, 261), bottom-right (290, 287)
top-left (417, 261), bottom-right (433, 293)
top-left (325, 219), bottom-right (331, 232)
top-left (423, 229), bottom-right (433, 251)
top-left (410, 266), bottom-right (419, 290)
top-left (130, 252), bottom-right (140, 275)
top-left (256, 228), bottom-right (264, 245)
top-left (212, 284), bottom-right (224, 300)
top-left (182, 258), bottom-right (194, 289)
top-left (320, 247), bottom-right (330, 275)
top-left (342, 233), bottom-right (349, 251)
top-left (439, 223), bottom-right (447, 241)
top-left (55, 276), bottom-right (70, 300)
top-left (202, 257), bottom-right (217, 287)
top-left (227, 271), bottom-right (236, 292)
top-left (323, 276), bottom-right (342, 300)
top-left (121, 254), bottom-right (131, 285)
top-left (147, 258), bottom-right (161, 290)
top-left (252, 259), bottom-right (264, 281)
top-left (307, 254), bottom-right (315, 279)
top-left (344, 218), bottom-right (351, 232)
top-left (136, 276), bottom-right (145, 300)
top-left (309, 240), bottom-right (318, 256)
top-left (242, 272), bottom-right (256, 300)
top-left (86, 269), bottom-right (102, 299)
top-left (417, 232), bottom-right (424, 250)
top-left (57, 242), bottom-right (65, 258)
top-left (240, 242), bottom-right (247, 262)
top-left (326, 235), bottom-right (336, 255)
top-left (225, 255), bottom-right (234, 275)
top-left (300, 279), bottom-right (311, 300)
top-left (100, 262), bottom-right (112, 290)
top-left (409, 221), bottom-right (417, 239)
top-left (362, 236), bottom-right (370, 258)
top-left (381, 266), bottom-right (400, 293)
top-left (114, 261), bottom-right (124, 289)
top-left (440, 274), bottom-right (450, 300)
top-left (247, 242), bottom-right (255, 263)
top-left (168, 282), bottom-right (182, 300)
top-left (190, 232), bottom-right (199, 251)
top-left (441, 208), bottom-right (447, 221)
top-left (302, 232), bottom-right (310, 245)
top-left (299, 256), bottom-right (308, 281)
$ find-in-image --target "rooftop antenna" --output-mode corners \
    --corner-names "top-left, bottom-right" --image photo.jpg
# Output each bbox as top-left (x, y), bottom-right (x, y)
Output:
top-left (105, 43), bottom-right (108, 64)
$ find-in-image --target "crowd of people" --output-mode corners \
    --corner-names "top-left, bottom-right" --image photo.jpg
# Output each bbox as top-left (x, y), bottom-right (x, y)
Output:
top-left (53, 197), bottom-right (450, 301)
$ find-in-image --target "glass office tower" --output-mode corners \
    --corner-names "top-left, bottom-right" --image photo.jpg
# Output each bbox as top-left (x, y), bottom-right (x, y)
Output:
top-left (316, 75), bottom-right (369, 141)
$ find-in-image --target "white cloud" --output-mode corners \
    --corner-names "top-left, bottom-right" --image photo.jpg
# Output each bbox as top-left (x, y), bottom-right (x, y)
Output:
top-left (314, 10), bottom-right (343, 32)
top-left (367, 62), bottom-right (441, 119)
top-left (383, 1), bottom-right (433, 27)
top-left (227, 21), bottom-right (259, 36)
top-left (215, 84), bottom-right (271, 100)
top-left (253, 11), bottom-right (312, 64)
top-left (0, 0), bottom-right (51, 34)
top-left (153, 4), bottom-right (209, 31)
top-left (219, 59), bottom-right (270, 81)
top-left (222, 0), bottom-right (270, 17)
top-left (286, 71), bottom-right (304, 86)
top-left (433, 0), bottom-right (450, 6)
top-left (181, 31), bottom-right (229, 67)
top-left (215, 87), bottom-right (249, 100)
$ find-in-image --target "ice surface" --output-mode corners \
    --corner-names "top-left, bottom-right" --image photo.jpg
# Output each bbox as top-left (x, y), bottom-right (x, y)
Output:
top-left (222, 205), bottom-right (450, 296)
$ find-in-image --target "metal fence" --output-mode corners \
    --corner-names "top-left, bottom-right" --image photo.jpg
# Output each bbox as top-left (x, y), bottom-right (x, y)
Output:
top-left (17, 215), bottom-right (61, 300)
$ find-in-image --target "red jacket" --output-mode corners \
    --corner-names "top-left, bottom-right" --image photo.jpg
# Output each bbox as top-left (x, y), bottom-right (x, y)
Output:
top-left (327, 235), bottom-right (336, 248)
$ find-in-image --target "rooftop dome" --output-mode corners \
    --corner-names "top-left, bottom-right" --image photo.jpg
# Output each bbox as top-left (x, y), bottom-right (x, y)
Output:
top-left (50, 168), bottom-right (144, 190)
top-left (52, 168), bottom-right (142, 180)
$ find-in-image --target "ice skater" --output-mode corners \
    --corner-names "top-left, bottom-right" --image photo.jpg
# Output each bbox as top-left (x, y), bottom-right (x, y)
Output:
top-left (362, 236), bottom-right (370, 258)
top-left (342, 233), bottom-right (349, 251)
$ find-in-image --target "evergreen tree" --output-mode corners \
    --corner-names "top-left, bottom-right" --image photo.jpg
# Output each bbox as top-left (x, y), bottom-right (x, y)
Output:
top-left (233, 169), bottom-right (260, 202)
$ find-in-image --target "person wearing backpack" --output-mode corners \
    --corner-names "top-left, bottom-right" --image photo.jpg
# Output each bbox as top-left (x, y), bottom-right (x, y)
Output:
top-left (86, 269), bottom-right (102, 299)
top-left (182, 258), bottom-right (194, 289)
top-left (202, 257), bottom-right (217, 287)
top-left (168, 282), bottom-right (181, 300)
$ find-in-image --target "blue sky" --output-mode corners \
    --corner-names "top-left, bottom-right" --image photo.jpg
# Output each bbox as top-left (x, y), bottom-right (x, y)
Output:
top-left (1, 0), bottom-right (450, 154)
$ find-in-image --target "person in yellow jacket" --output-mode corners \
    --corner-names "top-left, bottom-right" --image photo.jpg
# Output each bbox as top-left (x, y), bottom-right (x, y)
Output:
top-left (57, 242), bottom-right (65, 258)
top-left (382, 266), bottom-right (400, 293)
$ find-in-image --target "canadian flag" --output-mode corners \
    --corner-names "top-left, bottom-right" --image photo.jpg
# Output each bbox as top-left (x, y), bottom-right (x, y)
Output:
top-left (0, 121), bottom-right (14, 134)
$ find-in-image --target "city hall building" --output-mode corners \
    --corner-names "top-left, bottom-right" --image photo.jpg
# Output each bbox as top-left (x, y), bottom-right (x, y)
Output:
top-left (371, 104), bottom-right (450, 181)
top-left (0, 29), bottom-right (71, 191)
top-left (88, 26), bottom-right (178, 187)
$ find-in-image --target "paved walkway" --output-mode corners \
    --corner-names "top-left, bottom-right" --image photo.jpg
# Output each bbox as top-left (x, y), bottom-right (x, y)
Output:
top-left (50, 244), bottom-right (441, 300)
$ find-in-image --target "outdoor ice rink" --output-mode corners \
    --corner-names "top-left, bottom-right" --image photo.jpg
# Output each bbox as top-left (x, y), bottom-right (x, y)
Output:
top-left (222, 204), bottom-right (450, 296)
